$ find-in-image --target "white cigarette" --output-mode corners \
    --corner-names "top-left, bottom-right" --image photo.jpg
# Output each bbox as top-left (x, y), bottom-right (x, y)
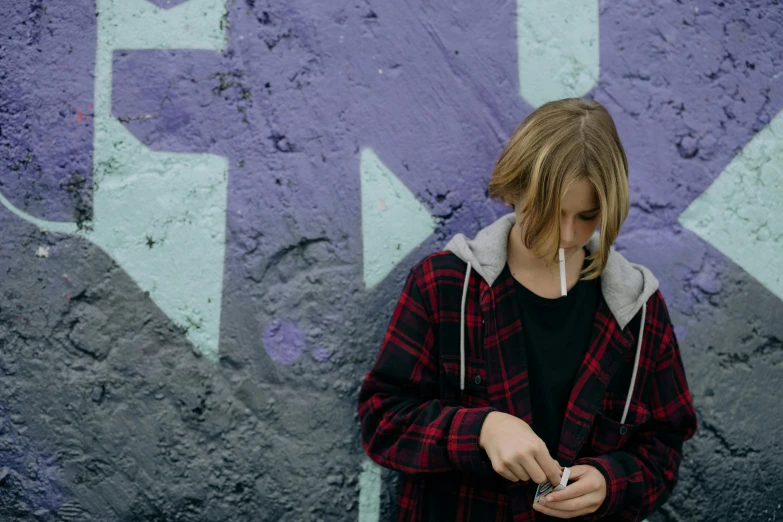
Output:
top-left (559, 248), bottom-right (567, 296)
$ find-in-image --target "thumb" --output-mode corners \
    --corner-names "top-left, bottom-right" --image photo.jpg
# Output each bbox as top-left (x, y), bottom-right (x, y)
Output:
top-left (567, 465), bottom-right (592, 479)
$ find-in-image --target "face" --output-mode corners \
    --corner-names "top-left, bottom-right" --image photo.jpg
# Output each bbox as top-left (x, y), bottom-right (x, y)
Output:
top-left (558, 178), bottom-right (600, 254)
top-left (507, 177), bottom-right (601, 258)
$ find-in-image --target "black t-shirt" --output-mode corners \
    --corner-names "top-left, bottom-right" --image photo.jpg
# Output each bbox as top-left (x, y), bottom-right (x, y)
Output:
top-left (511, 252), bottom-right (600, 461)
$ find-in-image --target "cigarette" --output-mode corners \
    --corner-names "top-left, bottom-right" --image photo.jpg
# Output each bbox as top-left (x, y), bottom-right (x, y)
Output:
top-left (559, 248), bottom-right (566, 296)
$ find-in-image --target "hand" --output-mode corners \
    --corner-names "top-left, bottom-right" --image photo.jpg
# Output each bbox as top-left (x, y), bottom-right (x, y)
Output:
top-left (478, 412), bottom-right (562, 486)
top-left (533, 464), bottom-right (606, 519)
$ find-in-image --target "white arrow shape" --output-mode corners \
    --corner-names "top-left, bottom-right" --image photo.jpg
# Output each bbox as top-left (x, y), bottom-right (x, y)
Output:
top-left (360, 148), bottom-right (437, 289)
top-left (679, 108), bottom-right (783, 302)
top-left (517, 0), bottom-right (599, 108)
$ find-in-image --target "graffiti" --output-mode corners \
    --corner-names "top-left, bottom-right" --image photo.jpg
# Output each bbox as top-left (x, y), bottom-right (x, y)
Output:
top-left (1, 0), bottom-right (782, 519)
top-left (680, 109), bottom-right (783, 302)
top-left (262, 318), bottom-right (306, 365)
top-left (516, 0), bottom-right (599, 108)
top-left (0, 0), bottom-right (229, 361)
top-left (360, 148), bottom-right (436, 289)
top-left (358, 458), bottom-right (382, 522)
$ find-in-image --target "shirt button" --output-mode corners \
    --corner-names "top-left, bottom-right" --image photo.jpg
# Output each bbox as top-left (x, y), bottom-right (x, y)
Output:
top-left (474, 375), bottom-right (482, 385)
top-left (619, 426), bottom-right (628, 435)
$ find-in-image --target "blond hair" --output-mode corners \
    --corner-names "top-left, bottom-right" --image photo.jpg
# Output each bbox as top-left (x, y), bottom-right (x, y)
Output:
top-left (488, 98), bottom-right (629, 279)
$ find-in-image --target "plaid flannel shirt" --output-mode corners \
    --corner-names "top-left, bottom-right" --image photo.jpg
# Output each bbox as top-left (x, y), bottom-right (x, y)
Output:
top-left (358, 252), bottom-right (697, 521)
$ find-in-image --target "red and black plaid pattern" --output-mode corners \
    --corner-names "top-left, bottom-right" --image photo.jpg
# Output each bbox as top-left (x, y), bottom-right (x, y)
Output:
top-left (359, 252), bottom-right (697, 521)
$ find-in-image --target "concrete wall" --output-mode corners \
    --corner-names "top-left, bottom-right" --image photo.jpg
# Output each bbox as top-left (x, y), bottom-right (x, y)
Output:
top-left (1, 0), bottom-right (781, 520)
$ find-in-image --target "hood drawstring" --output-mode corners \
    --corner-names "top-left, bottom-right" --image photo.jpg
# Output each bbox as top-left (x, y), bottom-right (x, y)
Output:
top-left (458, 264), bottom-right (647, 424)
top-left (459, 262), bottom-right (472, 392)
top-left (620, 301), bottom-right (646, 425)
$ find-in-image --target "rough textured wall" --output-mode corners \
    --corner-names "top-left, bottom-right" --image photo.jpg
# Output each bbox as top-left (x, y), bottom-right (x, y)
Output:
top-left (0, 0), bottom-right (781, 521)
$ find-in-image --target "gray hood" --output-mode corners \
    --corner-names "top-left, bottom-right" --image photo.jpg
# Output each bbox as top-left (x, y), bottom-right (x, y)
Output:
top-left (444, 213), bottom-right (657, 422)
top-left (444, 213), bottom-right (658, 330)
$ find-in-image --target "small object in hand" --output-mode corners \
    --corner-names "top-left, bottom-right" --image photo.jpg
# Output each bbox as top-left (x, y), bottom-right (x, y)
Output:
top-left (534, 467), bottom-right (570, 504)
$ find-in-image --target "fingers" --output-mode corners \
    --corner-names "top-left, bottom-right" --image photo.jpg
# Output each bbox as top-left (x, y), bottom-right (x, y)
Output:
top-left (539, 495), bottom-right (590, 512)
top-left (518, 440), bottom-right (560, 484)
top-left (566, 464), bottom-right (591, 479)
top-left (536, 453), bottom-right (563, 487)
top-left (494, 468), bottom-right (519, 483)
top-left (537, 465), bottom-right (606, 517)
top-left (519, 453), bottom-right (548, 484)
top-left (533, 503), bottom-right (593, 519)
top-left (544, 475), bottom-right (592, 501)
top-left (492, 461), bottom-right (530, 483)
top-left (492, 463), bottom-right (521, 483)
top-left (507, 461), bottom-right (531, 482)
top-left (487, 430), bottom-right (563, 485)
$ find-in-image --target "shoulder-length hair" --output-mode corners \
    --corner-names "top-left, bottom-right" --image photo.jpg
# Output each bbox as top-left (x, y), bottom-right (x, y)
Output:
top-left (488, 98), bottom-right (629, 279)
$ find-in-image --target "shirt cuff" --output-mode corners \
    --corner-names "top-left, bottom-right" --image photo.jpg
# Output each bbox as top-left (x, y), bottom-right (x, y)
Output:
top-left (573, 453), bottom-right (628, 519)
top-left (447, 407), bottom-right (495, 474)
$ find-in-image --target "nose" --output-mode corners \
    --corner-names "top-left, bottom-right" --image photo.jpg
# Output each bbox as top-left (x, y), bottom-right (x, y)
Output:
top-left (560, 218), bottom-right (575, 246)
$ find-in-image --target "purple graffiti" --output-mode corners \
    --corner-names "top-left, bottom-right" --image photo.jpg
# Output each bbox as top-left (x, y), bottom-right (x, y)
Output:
top-left (109, 0), bottom-right (783, 325)
top-left (262, 319), bottom-right (305, 365)
top-left (0, 0), bottom-right (96, 223)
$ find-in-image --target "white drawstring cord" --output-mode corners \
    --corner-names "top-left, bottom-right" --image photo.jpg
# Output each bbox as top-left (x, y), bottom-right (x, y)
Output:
top-left (620, 301), bottom-right (646, 425)
top-left (458, 258), bottom-right (645, 422)
top-left (460, 262), bottom-right (472, 392)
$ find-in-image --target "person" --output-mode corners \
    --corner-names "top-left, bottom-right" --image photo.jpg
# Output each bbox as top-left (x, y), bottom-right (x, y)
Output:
top-left (357, 98), bottom-right (698, 521)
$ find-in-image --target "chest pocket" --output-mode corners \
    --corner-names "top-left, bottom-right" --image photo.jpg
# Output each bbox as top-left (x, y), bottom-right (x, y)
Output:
top-left (588, 397), bottom-right (652, 453)
top-left (440, 355), bottom-right (489, 408)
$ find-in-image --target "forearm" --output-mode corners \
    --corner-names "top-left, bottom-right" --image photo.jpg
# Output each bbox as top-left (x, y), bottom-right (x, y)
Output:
top-left (359, 384), bottom-right (496, 475)
top-left (575, 430), bottom-right (689, 520)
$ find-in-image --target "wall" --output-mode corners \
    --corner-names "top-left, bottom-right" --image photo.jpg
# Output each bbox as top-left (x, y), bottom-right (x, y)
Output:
top-left (1, 0), bottom-right (781, 520)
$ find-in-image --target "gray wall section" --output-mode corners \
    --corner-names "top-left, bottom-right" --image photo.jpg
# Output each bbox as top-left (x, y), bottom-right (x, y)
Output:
top-left (0, 215), bottom-right (380, 521)
top-left (4, 216), bottom-right (783, 520)
top-left (649, 263), bottom-right (783, 522)
top-left (656, 262), bottom-right (783, 522)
